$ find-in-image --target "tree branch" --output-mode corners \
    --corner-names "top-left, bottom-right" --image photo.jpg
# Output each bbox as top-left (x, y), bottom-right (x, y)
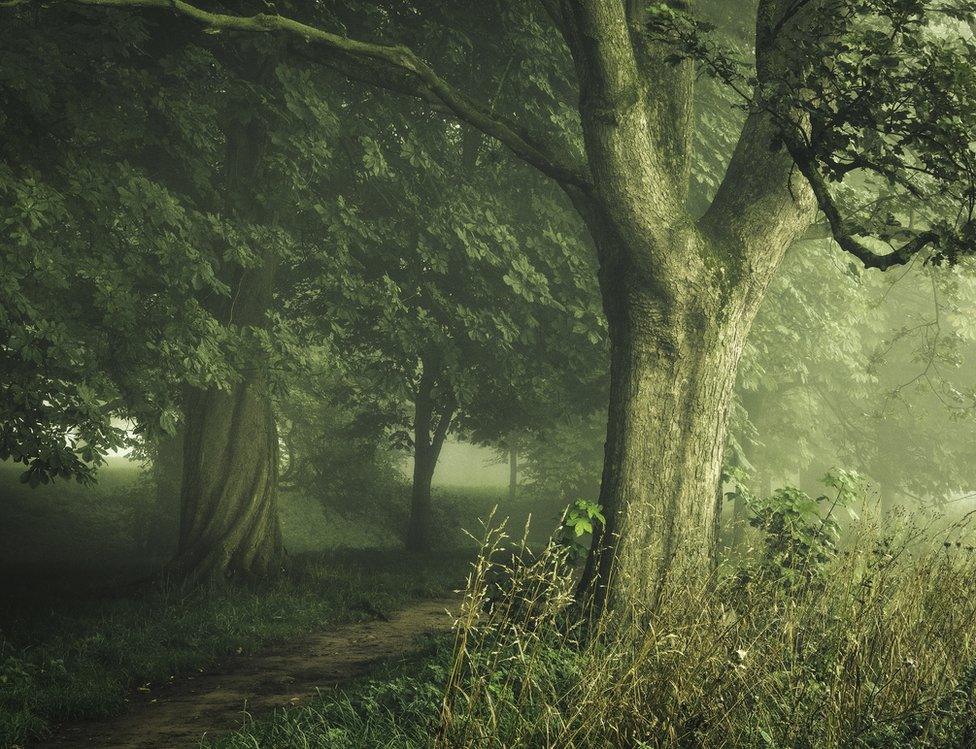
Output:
top-left (50, 0), bottom-right (592, 190)
top-left (699, 0), bottom-right (823, 264)
top-left (788, 140), bottom-right (939, 270)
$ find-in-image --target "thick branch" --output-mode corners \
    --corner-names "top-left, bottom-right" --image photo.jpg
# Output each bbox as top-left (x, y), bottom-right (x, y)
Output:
top-left (699, 0), bottom-right (821, 261)
top-left (53, 0), bottom-right (591, 190)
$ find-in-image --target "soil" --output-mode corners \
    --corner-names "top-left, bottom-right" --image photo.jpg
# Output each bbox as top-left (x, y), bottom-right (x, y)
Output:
top-left (37, 598), bottom-right (456, 749)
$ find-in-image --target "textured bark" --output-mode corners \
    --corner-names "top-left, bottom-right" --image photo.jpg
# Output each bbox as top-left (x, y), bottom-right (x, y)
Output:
top-left (169, 372), bottom-right (283, 582)
top-left (169, 241), bottom-right (283, 583)
top-left (577, 257), bottom-right (763, 610)
top-left (167, 65), bottom-right (284, 583)
top-left (552, 0), bottom-right (822, 614)
top-left (169, 240), bottom-right (284, 582)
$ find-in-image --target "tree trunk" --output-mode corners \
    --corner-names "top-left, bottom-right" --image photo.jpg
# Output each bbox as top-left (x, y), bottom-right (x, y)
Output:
top-left (577, 274), bottom-right (755, 613)
top-left (508, 446), bottom-right (518, 502)
top-left (169, 372), bottom-right (283, 582)
top-left (169, 247), bottom-right (283, 583)
top-left (406, 364), bottom-right (454, 553)
top-left (166, 87), bottom-right (284, 583)
top-left (407, 441), bottom-right (437, 553)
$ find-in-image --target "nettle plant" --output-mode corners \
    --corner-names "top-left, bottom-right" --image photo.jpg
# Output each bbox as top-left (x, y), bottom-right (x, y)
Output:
top-left (744, 470), bottom-right (864, 585)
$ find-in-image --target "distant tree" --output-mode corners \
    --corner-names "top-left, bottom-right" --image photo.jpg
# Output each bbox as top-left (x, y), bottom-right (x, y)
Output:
top-left (298, 94), bottom-right (605, 551)
top-left (0, 10), bottom-right (332, 581)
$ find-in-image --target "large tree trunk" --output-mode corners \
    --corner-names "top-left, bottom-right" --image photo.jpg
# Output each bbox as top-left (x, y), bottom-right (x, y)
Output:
top-left (556, 0), bottom-right (820, 616)
top-left (169, 246), bottom-right (284, 582)
top-left (407, 439), bottom-right (437, 553)
top-left (577, 270), bottom-right (757, 612)
top-left (167, 85), bottom-right (284, 583)
top-left (169, 372), bottom-right (283, 582)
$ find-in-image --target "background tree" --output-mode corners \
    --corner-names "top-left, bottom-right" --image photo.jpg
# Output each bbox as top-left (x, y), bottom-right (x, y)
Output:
top-left (296, 87), bottom-right (605, 551)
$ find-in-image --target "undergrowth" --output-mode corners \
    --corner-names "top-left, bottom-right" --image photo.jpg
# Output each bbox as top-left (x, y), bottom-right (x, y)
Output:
top-left (216, 498), bottom-right (976, 748)
top-left (0, 550), bottom-right (465, 748)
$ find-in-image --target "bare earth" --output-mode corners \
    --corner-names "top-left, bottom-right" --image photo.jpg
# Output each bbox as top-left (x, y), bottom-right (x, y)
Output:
top-left (38, 598), bottom-right (457, 749)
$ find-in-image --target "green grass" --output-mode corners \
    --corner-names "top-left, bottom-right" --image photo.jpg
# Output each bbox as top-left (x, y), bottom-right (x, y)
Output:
top-left (205, 634), bottom-right (455, 749)
top-left (0, 456), bottom-right (559, 748)
top-left (0, 550), bottom-right (468, 748)
top-left (205, 516), bottom-right (976, 749)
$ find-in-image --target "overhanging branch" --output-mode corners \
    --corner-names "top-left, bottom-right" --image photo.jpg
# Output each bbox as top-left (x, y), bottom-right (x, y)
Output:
top-left (24, 0), bottom-right (592, 190)
top-left (788, 138), bottom-right (940, 270)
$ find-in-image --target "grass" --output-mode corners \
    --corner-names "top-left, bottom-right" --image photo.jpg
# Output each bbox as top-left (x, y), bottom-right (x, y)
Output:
top-left (0, 458), bottom-right (515, 748)
top-left (205, 634), bottom-right (456, 749)
top-left (0, 465), bottom-right (552, 748)
top-left (208, 513), bottom-right (976, 749)
top-left (0, 550), bottom-right (469, 748)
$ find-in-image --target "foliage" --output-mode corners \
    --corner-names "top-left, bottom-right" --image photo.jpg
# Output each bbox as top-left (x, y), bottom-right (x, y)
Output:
top-left (0, 7), bottom-right (325, 485)
top-left (211, 510), bottom-right (976, 748)
top-left (556, 499), bottom-right (605, 565)
top-left (276, 363), bottom-right (407, 523)
top-left (519, 412), bottom-right (607, 505)
top-left (742, 470), bottom-right (864, 585)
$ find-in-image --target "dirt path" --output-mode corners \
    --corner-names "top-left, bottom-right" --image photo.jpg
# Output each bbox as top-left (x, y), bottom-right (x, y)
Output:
top-left (38, 598), bottom-right (456, 749)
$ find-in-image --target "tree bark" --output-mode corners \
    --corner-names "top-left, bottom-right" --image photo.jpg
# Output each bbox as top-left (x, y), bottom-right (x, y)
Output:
top-left (169, 370), bottom-right (283, 582)
top-left (406, 363), bottom-right (454, 552)
top-left (168, 243), bottom-right (283, 583)
top-left (560, 0), bottom-right (821, 614)
top-left (577, 264), bottom-right (760, 612)
top-left (167, 70), bottom-right (285, 583)
top-left (508, 446), bottom-right (518, 502)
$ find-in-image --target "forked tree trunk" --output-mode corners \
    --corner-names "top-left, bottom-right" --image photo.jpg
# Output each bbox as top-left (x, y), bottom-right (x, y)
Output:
top-left (406, 363), bottom-right (454, 553)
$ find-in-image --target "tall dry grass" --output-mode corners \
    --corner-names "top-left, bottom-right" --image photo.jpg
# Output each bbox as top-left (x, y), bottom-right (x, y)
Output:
top-left (436, 512), bottom-right (976, 748)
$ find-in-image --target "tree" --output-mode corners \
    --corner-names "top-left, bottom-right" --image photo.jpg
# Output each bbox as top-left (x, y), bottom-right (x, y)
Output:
top-left (0, 7), bottom-right (335, 581)
top-left (297, 88), bottom-right (604, 552)
top-left (14, 0), bottom-right (975, 612)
